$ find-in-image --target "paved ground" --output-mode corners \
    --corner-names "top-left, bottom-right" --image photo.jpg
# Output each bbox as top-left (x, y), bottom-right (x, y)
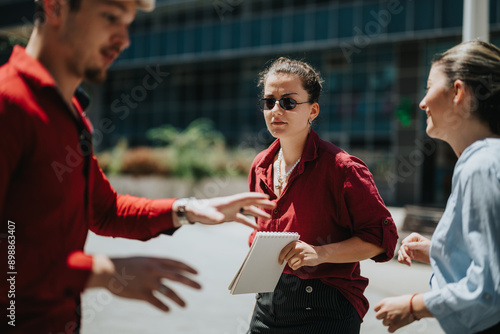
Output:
top-left (81, 206), bottom-right (444, 334)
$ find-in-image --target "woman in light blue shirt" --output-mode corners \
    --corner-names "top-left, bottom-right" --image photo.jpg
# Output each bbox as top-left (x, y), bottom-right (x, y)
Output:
top-left (374, 40), bottom-right (500, 334)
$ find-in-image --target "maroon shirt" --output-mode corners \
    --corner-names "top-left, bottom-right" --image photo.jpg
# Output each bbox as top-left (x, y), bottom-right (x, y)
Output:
top-left (249, 130), bottom-right (398, 319)
top-left (0, 46), bottom-right (177, 333)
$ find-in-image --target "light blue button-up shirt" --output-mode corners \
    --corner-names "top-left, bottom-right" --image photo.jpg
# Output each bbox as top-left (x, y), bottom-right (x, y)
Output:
top-left (424, 138), bottom-right (500, 334)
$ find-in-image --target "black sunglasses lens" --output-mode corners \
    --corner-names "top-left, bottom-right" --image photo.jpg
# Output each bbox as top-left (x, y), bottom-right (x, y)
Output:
top-left (267, 99), bottom-right (276, 109)
top-left (260, 98), bottom-right (276, 110)
top-left (260, 98), bottom-right (298, 110)
top-left (281, 98), bottom-right (297, 110)
top-left (258, 99), bottom-right (265, 110)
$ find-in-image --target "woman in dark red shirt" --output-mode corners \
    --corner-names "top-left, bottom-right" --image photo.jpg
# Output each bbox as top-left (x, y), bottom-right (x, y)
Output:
top-left (247, 57), bottom-right (398, 333)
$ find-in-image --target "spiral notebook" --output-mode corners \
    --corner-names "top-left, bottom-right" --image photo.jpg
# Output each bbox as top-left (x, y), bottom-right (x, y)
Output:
top-left (228, 231), bottom-right (300, 295)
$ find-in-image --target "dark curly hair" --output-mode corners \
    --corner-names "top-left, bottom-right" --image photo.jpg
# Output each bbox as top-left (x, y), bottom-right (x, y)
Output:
top-left (258, 57), bottom-right (324, 104)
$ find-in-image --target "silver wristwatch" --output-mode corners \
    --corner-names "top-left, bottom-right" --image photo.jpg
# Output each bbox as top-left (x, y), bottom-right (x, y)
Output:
top-left (176, 197), bottom-right (195, 225)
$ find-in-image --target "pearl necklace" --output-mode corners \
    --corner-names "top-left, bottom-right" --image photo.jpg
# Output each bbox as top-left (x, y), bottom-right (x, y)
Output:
top-left (274, 148), bottom-right (301, 190)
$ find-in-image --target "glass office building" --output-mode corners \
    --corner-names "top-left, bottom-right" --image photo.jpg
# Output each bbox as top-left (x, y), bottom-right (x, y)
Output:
top-left (2, 0), bottom-right (500, 205)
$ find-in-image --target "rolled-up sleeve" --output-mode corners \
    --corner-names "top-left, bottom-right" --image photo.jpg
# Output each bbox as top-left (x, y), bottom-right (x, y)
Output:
top-left (342, 160), bottom-right (399, 262)
top-left (424, 167), bottom-right (500, 333)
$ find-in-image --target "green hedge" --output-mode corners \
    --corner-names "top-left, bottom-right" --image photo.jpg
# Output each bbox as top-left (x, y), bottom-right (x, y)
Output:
top-left (97, 119), bottom-right (258, 181)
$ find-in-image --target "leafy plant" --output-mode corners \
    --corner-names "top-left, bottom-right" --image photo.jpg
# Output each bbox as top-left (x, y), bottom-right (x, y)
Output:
top-left (120, 147), bottom-right (170, 176)
top-left (96, 118), bottom-right (259, 180)
top-left (96, 139), bottom-right (128, 175)
top-left (148, 119), bottom-right (229, 180)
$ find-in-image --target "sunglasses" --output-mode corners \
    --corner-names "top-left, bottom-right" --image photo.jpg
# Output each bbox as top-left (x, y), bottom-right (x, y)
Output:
top-left (259, 97), bottom-right (310, 111)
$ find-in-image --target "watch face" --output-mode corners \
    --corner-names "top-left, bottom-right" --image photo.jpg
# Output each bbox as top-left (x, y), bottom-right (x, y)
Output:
top-left (176, 199), bottom-right (190, 225)
top-left (176, 199), bottom-right (192, 225)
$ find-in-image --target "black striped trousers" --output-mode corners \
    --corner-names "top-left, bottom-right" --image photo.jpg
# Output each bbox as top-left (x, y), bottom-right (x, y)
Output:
top-left (247, 273), bottom-right (361, 334)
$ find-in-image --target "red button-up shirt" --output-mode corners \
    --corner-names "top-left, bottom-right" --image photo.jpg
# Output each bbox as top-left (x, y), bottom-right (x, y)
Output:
top-left (0, 46), bottom-right (177, 333)
top-left (249, 130), bottom-right (398, 319)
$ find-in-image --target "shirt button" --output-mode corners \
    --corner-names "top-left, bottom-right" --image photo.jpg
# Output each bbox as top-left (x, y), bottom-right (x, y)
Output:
top-left (305, 286), bottom-right (313, 293)
top-left (305, 307), bottom-right (312, 311)
top-left (273, 209), bottom-right (279, 214)
top-left (383, 219), bottom-right (389, 224)
top-left (484, 293), bottom-right (491, 300)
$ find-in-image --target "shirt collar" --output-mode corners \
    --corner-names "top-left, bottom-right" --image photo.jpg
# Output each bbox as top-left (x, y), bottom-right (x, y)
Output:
top-left (10, 45), bottom-right (57, 89)
top-left (9, 45), bottom-right (90, 130)
top-left (256, 129), bottom-right (321, 172)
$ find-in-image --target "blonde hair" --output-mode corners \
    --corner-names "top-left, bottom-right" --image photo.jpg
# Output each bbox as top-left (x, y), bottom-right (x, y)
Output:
top-left (433, 40), bottom-right (500, 135)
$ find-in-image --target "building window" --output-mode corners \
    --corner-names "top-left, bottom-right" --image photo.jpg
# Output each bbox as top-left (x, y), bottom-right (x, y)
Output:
top-left (338, 6), bottom-right (353, 38)
top-left (414, 0), bottom-right (435, 31)
top-left (441, 0), bottom-right (463, 28)
top-left (315, 10), bottom-right (329, 40)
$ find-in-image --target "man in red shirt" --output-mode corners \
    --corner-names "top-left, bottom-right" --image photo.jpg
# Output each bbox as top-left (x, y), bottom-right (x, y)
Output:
top-left (0, 0), bottom-right (275, 333)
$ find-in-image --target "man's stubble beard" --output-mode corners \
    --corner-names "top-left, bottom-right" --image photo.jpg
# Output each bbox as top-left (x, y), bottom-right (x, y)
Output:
top-left (84, 68), bottom-right (107, 84)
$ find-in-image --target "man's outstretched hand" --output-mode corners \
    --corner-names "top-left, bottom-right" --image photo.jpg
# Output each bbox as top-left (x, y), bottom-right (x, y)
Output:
top-left (87, 255), bottom-right (201, 312)
top-left (174, 192), bottom-right (276, 229)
